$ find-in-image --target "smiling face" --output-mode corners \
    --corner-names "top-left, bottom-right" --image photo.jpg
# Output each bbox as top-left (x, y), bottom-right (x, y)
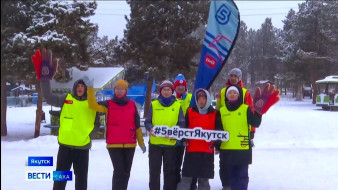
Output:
top-left (227, 90), bottom-right (239, 101)
top-left (175, 85), bottom-right (186, 94)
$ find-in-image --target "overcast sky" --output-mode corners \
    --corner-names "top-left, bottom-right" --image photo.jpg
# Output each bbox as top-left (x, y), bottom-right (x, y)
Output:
top-left (89, 1), bottom-right (304, 39)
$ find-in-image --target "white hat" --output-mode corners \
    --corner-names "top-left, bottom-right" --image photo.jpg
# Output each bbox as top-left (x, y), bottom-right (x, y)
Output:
top-left (226, 86), bottom-right (239, 97)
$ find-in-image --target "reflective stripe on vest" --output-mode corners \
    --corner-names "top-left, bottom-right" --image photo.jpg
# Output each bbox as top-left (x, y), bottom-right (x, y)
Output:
top-left (150, 100), bottom-right (181, 146)
top-left (176, 93), bottom-right (192, 116)
top-left (106, 100), bottom-right (137, 144)
top-left (59, 94), bottom-right (96, 146)
top-left (220, 104), bottom-right (249, 150)
top-left (187, 108), bottom-right (216, 153)
top-left (220, 87), bottom-right (247, 108)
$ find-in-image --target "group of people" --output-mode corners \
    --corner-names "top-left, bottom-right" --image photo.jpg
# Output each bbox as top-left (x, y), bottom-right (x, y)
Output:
top-left (32, 49), bottom-right (279, 190)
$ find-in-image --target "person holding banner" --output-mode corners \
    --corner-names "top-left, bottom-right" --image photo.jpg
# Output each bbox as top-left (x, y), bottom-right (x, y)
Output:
top-left (31, 49), bottom-right (101, 190)
top-left (216, 84), bottom-right (280, 190)
top-left (173, 74), bottom-right (193, 187)
top-left (145, 80), bottom-right (185, 190)
top-left (87, 79), bottom-right (146, 190)
top-left (177, 89), bottom-right (221, 190)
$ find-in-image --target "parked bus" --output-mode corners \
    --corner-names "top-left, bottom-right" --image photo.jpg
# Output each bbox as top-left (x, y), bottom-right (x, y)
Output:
top-left (315, 75), bottom-right (338, 110)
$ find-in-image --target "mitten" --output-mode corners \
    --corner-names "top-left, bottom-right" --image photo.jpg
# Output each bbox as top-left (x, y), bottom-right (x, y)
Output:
top-left (253, 83), bottom-right (280, 114)
top-left (31, 49), bottom-right (42, 80)
top-left (40, 49), bottom-right (58, 80)
top-left (141, 145), bottom-right (146, 153)
top-left (250, 131), bottom-right (255, 139)
top-left (82, 76), bottom-right (94, 87)
top-left (261, 89), bottom-right (280, 114)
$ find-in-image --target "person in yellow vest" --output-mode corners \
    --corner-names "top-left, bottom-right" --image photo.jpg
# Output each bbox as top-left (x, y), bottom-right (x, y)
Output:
top-left (31, 49), bottom-right (100, 190)
top-left (145, 80), bottom-right (185, 190)
top-left (87, 79), bottom-right (146, 190)
top-left (216, 84), bottom-right (280, 190)
top-left (174, 74), bottom-right (192, 115)
top-left (173, 74), bottom-right (193, 188)
top-left (216, 68), bottom-right (255, 190)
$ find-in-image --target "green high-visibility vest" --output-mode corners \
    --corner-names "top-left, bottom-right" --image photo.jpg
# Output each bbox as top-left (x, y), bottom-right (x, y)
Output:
top-left (220, 87), bottom-right (247, 108)
top-left (150, 99), bottom-right (181, 146)
top-left (220, 104), bottom-right (250, 150)
top-left (176, 93), bottom-right (192, 116)
top-left (59, 94), bottom-right (96, 146)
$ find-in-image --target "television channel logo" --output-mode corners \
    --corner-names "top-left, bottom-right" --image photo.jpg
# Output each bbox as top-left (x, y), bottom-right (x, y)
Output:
top-left (26, 156), bottom-right (53, 166)
top-left (53, 171), bottom-right (73, 181)
top-left (25, 171), bottom-right (53, 181)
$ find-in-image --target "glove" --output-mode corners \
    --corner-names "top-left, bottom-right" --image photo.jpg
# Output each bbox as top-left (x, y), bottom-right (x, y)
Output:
top-left (41, 49), bottom-right (58, 80)
top-left (31, 49), bottom-right (42, 79)
top-left (250, 131), bottom-right (255, 139)
top-left (253, 83), bottom-right (280, 114)
top-left (141, 146), bottom-right (146, 153)
top-left (150, 128), bottom-right (156, 137)
top-left (82, 76), bottom-right (94, 87)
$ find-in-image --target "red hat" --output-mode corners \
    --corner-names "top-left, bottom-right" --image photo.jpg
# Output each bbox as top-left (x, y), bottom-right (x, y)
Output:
top-left (173, 74), bottom-right (187, 90)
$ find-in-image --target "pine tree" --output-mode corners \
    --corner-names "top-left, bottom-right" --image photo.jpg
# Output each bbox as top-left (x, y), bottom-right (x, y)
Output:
top-left (120, 0), bottom-right (209, 116)
top-left (1, 0), bottom-right (98, 137)
top-left (255, 18), bottom-right (282, 82)
top-left (282, 1), bottom-right (338, 102)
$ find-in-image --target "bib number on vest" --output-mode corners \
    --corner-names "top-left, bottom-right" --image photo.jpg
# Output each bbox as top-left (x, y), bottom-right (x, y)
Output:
top-left (153, 126), bottom-right (229, 142)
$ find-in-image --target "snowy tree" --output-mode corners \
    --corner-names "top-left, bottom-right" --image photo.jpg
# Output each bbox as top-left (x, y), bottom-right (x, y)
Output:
top-left (246, 29), bottom-right (260, 85)
top-left (254, 18), bottom-right (282, 82)
top-left (1, 0), bottom-right (98, 137)
top-left (87, 33), bottom-right (121, 66)
top-left (282, 1), bottom-right (338, 102)
top-left (120, 0), bottom-right (209, 116)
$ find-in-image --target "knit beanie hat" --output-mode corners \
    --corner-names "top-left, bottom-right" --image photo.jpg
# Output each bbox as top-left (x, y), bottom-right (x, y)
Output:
top-left (173, 74), bottom-right (187, 90)
top-left (226, 86), bottom-right (239, 98)
top-left (196, 90), bottom-right (207, 99)
top-left (160, 80), bottom-right (174, 93)
top-left (228, 68), bottom-right (242, 81)
top-left (114, 79), bottom-right (128, 90)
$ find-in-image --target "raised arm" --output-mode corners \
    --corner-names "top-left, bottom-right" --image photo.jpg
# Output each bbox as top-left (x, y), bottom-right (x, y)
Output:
top-left (40, 80), bottom-right (67, 107)
top-left (87, 87), bottom-right (107, 113)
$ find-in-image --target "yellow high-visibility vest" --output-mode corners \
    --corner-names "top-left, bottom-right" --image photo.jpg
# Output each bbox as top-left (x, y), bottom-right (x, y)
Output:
top-left (220, 104), bottom-right (250, 150)
top-left (59, 94), bottom-right (96, 146)
top-left (176, 93), bottom-right (192, 116)
top-left (150, 99), bottom-right (181, 146)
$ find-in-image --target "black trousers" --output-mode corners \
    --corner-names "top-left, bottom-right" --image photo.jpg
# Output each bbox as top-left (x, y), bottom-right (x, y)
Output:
top-left (53, 145), bottom-right (89, 190)
top-left (220, 161), bottom-right (231, 187)
top-left (149, 144), bottom-right (177, 190)
top-left (175, 146), bottom-right (185, 184)
top-left (108, 148), bottom-right (136, 190)
top-left (221, 164), bottom-right (249, 190)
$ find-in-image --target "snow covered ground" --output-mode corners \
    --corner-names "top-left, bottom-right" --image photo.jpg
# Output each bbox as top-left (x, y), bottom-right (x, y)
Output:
top-left (1, 95), bottom-right (338, 190)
